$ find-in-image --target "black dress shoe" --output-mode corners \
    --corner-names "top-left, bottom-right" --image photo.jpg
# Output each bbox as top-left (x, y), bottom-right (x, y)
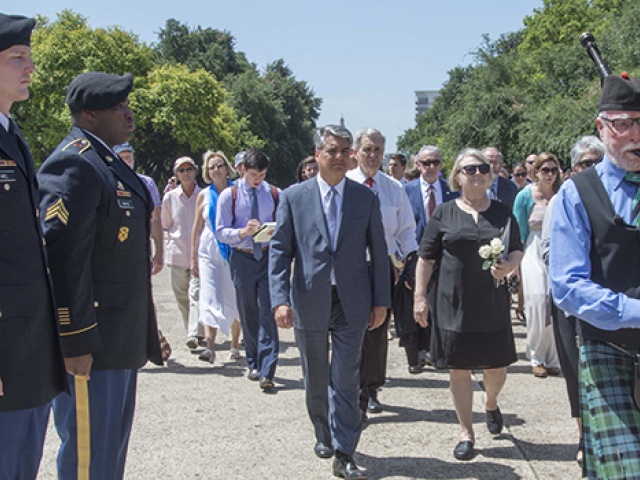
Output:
top-left (408, 364), bottom-right (423, 374)
top-left (486, 407), bottom-right (503, 435)
top-left (453, 440), bottom-right (475, 460)
top-left (332, 452), bottom-right (367, 479)
top-left (314, 442), bottom-right (334, 458)
top-left (367, 397), bottom-right (382, 414)
top-left (259, 377), bottom-right (275, 390)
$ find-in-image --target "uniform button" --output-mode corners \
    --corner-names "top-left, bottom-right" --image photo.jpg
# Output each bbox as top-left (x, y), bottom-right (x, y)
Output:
top-left (42, 238), bottom-right (46, 246)
top-left (93, 301), bottom-right (99, 308)
top-left (36, 208), bottom-right (40, 217)
top-left (125, 211), bottom-right (131, 217)
top-left (46, 267), bottom-right (51, 274)
top-left (3, 184), bottom-right (9, 191)
top-left (0, 311), bottom-right (2, 318)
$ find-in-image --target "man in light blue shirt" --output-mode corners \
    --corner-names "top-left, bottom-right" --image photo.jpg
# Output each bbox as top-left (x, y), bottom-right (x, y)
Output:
top-left (216, 148), bottom-right (280, 390)
top-left (549, 72), bottom-right (640, 479)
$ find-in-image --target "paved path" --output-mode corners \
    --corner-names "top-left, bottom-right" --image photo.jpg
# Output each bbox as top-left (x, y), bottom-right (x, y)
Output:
top-left (39, 267), bottom-right (581, 479)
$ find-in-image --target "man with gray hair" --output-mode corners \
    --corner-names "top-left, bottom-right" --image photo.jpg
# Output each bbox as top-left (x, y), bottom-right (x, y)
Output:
top-left (270, 124), bottom-right (389, 478)
top-left (347, 128), bottom-right (418, 417)
top-left (483, 147), bottom-right (519, 210)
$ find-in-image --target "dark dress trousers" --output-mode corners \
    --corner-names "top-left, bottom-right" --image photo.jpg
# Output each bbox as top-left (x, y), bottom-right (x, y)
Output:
top-left (495, 176), bottom-right (519, 211)
top-left (269, 178), bottom-right (390, 455)
top-left (0, 120), bottom-right (67, 478)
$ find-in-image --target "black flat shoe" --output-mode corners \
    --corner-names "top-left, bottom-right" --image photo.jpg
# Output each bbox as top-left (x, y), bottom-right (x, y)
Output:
top-left (367, 397), bottom-right (383, 414)
top-left (314, 441), bottom-right (334, 459)
top-left (332, 452), bottom-right (367, 479)
top-left (486, 406), bottom-right (503, 435)
top-left (453, 440), bottom-right (475, 461)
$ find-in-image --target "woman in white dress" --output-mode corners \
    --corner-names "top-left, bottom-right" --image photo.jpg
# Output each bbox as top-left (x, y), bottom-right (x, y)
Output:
top-left (191, 150), bottom-right (242, 363)
top-left (513, 153), bottom-right (563, 377)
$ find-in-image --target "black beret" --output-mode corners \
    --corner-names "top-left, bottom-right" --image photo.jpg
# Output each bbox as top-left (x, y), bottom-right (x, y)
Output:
top-left (65, 72), bottom-right (133, 111)
top-left (0, 13), bottom-right (35, 52)
top-left (599, 73), bottom-right (640, 112)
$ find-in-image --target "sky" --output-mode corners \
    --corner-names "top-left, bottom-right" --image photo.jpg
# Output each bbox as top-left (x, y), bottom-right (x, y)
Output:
top-left (13, 0), bottom-right (542, 152)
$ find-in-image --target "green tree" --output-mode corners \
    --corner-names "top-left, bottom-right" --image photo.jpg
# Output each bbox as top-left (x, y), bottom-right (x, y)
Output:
top-left (131, 64), bottom-right (253, 182)
top-left (16, 10), bottom-right (247, 185)
top-left (154, 20), bottom-right (321, 186)
top-left (155, 19), bottom-right (250, 80)
top-left (16, 10), bottom-right (154, 163)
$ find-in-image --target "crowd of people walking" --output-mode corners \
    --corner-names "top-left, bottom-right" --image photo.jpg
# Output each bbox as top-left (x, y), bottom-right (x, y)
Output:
top-left (3, 10), bottom-right (640, 480)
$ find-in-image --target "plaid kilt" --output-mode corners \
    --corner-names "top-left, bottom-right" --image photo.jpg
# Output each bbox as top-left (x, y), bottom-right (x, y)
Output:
top-left (580, 340), bottom-right (640, 479)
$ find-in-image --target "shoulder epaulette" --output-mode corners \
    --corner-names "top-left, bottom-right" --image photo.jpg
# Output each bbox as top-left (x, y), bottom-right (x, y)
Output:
top-left (61, 138), bottom-right (91, 154)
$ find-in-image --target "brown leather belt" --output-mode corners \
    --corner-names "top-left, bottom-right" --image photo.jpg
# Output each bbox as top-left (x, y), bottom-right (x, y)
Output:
top-left (233, 246), bottom-right (269, 254)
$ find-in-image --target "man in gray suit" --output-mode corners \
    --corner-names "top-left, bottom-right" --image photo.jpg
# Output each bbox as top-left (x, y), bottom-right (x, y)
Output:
top-left (270, 125), bottom-right (390, 479)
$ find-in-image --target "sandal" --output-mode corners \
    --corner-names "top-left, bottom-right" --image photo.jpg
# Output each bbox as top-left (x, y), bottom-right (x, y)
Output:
top-left (515, 309), bottom-right (526, 323)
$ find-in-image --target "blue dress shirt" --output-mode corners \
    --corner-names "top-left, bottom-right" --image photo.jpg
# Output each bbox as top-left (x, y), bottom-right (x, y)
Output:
top-left (549, 155), bottom-right (640, 329)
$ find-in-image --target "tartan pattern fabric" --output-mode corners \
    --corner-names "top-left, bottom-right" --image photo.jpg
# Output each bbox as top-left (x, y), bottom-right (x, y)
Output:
top-left (580, 340), bottom-right (640, 479)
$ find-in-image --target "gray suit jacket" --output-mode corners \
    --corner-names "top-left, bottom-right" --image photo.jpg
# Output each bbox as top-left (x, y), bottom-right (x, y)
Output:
top-left (269, 177), bottom-right (390, 331)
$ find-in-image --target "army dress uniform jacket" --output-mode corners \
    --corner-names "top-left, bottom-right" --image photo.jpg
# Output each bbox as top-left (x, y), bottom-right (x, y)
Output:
top-left (0, 121), bottom-right (67, 411)
top-left (38, 126), bottom-right (163, 370)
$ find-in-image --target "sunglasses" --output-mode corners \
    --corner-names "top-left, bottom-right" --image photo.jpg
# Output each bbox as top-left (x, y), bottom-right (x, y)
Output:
top-left (539, 167), bottom-right (559, 175)
top-left (576, 160), bottom-right (596, 169)
top-left (418, 160), bottom-right (441, 168)
top-left (177, 167), bottom-right (195, 173)
top-left (513, 172), bottom-right (527, 178)
top-left (461, 164), bottom-right (491, 175)
top-left (208, 164), bottom-right (226, 170)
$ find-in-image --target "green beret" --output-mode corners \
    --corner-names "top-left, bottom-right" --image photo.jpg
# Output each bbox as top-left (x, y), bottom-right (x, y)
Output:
top-left (0, 13), bottom-right (35, 52)
top-left (65, 72), bottom-right (133, 111)
top-left (599, 73), bottom-right (640, 112)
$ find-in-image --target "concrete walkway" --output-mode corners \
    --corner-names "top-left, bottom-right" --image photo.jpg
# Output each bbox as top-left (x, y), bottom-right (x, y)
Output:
top-left (39, 267), bottom-right (581, 479)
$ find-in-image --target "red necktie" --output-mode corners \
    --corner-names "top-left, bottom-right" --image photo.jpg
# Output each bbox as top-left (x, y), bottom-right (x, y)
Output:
top-left (427, 184), bottom-right (436, 219)
top-left (364, 177), bottom-right (374, 188)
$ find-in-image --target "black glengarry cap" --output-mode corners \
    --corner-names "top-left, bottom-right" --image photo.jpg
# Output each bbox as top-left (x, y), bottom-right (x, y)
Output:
top-left (599, 72), bottom-right (640, 112)
top-left (65, 72), bottom-right (133, 111)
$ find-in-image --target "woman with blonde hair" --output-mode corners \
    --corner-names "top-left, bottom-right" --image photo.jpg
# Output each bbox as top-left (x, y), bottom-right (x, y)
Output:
top-left (415, 148), bottom-right (523, 460)
top-left (191, 150), bottom-right (242, 363)
top-left (513, 152), bottom-right (563, 378)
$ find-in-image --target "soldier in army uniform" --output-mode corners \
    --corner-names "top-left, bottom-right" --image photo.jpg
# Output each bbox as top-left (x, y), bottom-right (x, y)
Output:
top-left (0, 13), bottom-right (68, 479)
top-left (38, 71), bottom-right (168, 479)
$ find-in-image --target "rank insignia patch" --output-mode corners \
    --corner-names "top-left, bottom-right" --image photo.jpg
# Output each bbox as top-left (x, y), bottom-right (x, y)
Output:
top-left (0, 159), bottom-right (16, 167)
top-left (45, 198), bottom-right (70, 225)
top-left (118, 226), bottom-right (129, 242)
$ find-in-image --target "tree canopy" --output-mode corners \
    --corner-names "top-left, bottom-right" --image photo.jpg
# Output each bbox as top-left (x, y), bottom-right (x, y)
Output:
top-left (16, 11), bottom-right (319, 187)
top-left (398, 0), bottom-right (636, 170)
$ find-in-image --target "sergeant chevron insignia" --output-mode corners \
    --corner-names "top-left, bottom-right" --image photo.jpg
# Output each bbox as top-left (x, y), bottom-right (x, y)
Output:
top-left (118, 226), bottom-right (129, 242)
top-left (61, 138), bottom-right (91, 154)
top-left (45, 198), bottom-right (70, 225)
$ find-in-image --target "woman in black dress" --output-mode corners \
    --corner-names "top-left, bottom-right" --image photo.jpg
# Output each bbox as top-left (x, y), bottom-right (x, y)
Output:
top-left (414, 148), bottom-right (523, 461)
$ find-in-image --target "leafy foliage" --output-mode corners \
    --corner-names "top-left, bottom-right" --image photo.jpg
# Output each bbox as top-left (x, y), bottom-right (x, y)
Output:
top-left (398, 0), bottom-right (636, 169)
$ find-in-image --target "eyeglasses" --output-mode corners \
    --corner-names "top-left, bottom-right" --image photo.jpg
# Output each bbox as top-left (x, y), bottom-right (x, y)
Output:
top-left (600, 116), bottom-right (640, 133)
top-left (417, 160), bottom-right (441, 168)
top-left (208, 164), bottom-right (226, 170)
top-left (539, 167), bottom-right (559, 175)
top-left (526, 160), bottom-right (535, 165)
top-left (177, 167), bottom-right (195, 173)
top-left (576, 160), bottom-right (597, 169)
top-left (513, 172), bottom-right (527, 178)
top-left (460, 164), bottom-right (491, 175)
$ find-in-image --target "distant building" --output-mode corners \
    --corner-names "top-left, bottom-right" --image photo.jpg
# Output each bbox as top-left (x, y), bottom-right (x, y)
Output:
top-left (415, 90), bottom-right (440, 119)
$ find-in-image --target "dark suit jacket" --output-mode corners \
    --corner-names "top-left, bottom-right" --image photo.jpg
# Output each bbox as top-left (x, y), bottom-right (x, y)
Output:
top-left (38, 126), bottom-right (162, 370)
top-left (0, 122), bottom-right (67, 412)
top-left (404, 178), bottom-right (459, 245)
top-left (269, 177), bottom-right (390, 332)
top-left (495, 176), bottom-right (519, 211)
